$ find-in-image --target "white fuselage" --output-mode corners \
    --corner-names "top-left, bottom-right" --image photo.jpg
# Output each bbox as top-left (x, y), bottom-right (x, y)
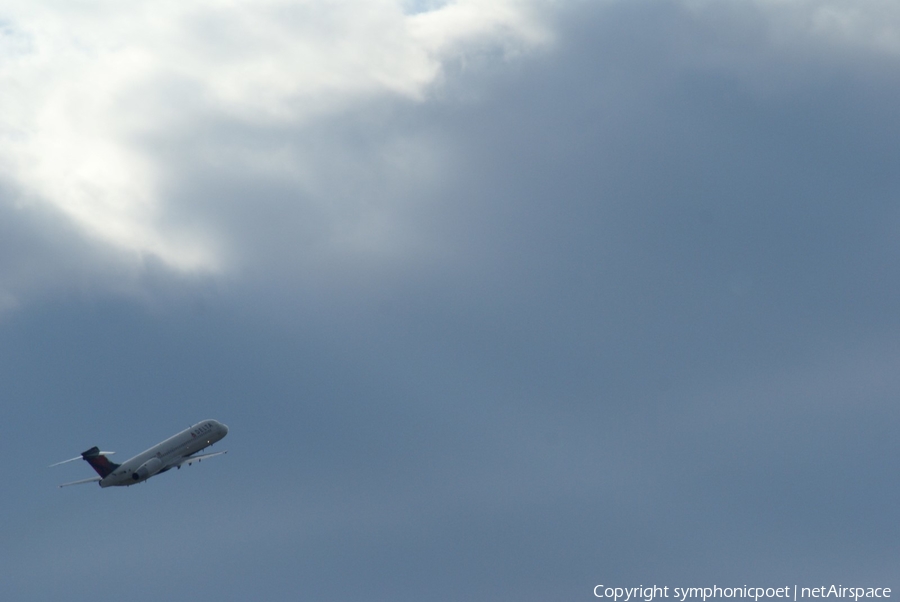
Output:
top-left (100, 419), bottom-right (228, 487)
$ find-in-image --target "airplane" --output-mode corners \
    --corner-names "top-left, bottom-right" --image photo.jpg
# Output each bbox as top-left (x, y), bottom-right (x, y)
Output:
top-left (51, 419), bottom-right (229, 488)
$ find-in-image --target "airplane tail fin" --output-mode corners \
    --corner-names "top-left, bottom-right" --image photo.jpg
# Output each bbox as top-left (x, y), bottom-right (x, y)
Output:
top-left (81, 446), bottom-right (120, 478)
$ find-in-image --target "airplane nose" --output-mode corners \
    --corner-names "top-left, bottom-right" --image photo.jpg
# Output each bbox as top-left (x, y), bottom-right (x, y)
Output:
top-left (221, 423), bottom-right (229, 435)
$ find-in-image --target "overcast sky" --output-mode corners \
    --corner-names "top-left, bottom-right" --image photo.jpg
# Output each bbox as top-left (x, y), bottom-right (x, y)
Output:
top-left (2, 1), bottom-right (899, 600)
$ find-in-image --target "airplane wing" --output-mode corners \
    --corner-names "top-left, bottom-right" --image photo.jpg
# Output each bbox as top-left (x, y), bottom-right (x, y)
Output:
top-left (58, 476), bottom-right (102, 488)
top-left (173, 450), bottom-right (228, 469)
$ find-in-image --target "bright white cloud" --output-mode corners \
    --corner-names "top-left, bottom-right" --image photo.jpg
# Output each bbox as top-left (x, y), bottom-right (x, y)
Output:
top-left (0, 0), bottom-right (550, 279)
top-left (3, 0), bottom-right (898, 304)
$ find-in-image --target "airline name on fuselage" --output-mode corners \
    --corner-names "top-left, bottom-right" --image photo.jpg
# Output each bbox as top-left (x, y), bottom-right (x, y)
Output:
top-left (191, 423), bottom-right (213, 438)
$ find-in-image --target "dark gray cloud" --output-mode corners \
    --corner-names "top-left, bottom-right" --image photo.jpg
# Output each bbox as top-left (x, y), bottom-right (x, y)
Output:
top-left (2, 1), bottom-right (899, 600)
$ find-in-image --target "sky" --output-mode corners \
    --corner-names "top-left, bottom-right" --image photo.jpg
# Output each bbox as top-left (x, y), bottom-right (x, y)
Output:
top-left (1, 0), bottom-right (899, 599)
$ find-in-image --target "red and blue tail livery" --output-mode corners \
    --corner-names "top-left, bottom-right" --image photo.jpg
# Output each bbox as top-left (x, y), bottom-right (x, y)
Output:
top-left (81, 446), bottom-right (121, 478)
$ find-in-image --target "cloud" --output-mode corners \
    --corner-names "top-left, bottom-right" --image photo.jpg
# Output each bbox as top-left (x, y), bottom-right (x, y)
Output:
top-left (0, 0), bottom-right (550, 300)
top-left (4, 0), bottom-right (900, 310)
top-left (0, 0), bottom-right (898, 321)
top-left (753, 0), bottom-right (900, 55)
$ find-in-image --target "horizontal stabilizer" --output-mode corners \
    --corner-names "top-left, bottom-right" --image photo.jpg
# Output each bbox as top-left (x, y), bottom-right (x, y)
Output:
top-left (50, 451), bottom-right (115, 468)
top-left (58, 476), bottom-right (102, 488)
top-left (175, 450), bottom-right (227, 469)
